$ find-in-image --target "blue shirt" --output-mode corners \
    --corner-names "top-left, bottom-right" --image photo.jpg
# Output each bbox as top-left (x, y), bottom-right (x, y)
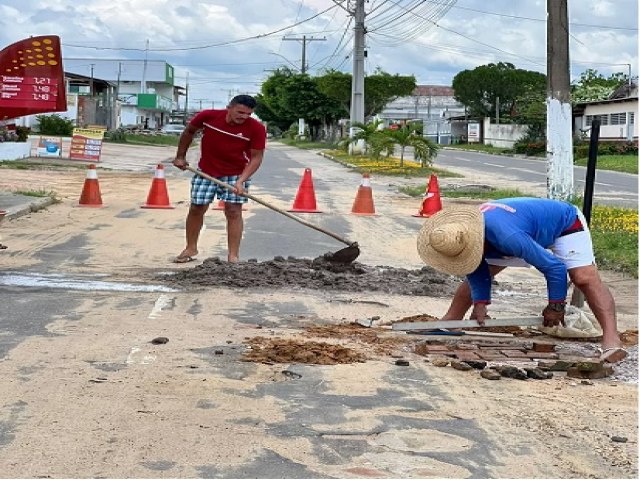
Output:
top-left (467, 198), bottom-right (578, 304)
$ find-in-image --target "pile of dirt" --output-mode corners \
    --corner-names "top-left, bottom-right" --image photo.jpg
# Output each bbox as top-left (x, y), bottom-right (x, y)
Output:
top-left (165, 255), bottom-right (458, 296)
top-left (242, 337), bottom-right (367, 365)
top-left (305, 323), bottom-right (409, 355)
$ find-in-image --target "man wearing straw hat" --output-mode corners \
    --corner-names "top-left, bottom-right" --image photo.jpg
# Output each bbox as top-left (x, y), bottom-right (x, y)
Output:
top-left (416, 197), bottom-right (627, 363)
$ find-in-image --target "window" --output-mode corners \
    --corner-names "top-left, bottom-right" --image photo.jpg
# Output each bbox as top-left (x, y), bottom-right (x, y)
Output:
top-left (630, 112), bottom-right (635, 125)
top-left (586, 114), bottom-right (609, 126)
top-left (610, 112), bottom-right (627, 125)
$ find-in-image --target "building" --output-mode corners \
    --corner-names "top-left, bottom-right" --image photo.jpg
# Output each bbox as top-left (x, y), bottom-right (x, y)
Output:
top-left (64, 58), bottom-right (184, 130)
top-left (377, 85), bottom-right (466, 144)
top-left (573, 82), bottom-right (638, 141)
top-left (15, 58), bottom-right (186, 131)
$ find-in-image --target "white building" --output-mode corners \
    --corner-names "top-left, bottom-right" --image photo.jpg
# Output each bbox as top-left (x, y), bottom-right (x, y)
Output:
top-left (64, 58), bottom-right (183, 130)
top-left (377, 85), bottom-right (466, 144)
top-left (574, 83), bottom-right (638, 141)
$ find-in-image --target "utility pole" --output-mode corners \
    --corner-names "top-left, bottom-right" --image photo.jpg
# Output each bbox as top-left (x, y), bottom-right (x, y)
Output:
top-left (283, 34), bottom-right (326, 139)
top-left (183, 71), bottom-right (189, 123)
top-left (89, 63), bottom-right (95, 97)
top-left (546, 0), bottom-right (574, 200)
top-left (349, 0), bottom-right (366, 138)
top-left (141, 39), bottom-right (149, 94)
top-left (114, 62), bottom-right (122, 129)
top-left (282, 35), bottom-right (326, 74)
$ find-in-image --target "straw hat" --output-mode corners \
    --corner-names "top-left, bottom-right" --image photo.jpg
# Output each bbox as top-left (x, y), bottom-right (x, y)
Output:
top-left (416, 205), bottom-right (484, 275)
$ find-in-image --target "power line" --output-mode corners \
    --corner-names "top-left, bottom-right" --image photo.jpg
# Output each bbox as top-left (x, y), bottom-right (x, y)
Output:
top-left (62, 4), bottom-right (339, 52)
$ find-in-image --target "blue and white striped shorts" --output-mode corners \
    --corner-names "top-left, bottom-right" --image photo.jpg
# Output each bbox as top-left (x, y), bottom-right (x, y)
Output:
top-left (190, 174), bottom-right (251, 205)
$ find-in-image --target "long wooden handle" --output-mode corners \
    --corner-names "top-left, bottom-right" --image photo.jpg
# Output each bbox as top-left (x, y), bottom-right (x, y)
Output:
top-left (184, 166), bottom-right (354, 246)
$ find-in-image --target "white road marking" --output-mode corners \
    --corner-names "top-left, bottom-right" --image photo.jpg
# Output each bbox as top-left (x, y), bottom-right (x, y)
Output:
top-left (148, 294), bottom-right (172, 319)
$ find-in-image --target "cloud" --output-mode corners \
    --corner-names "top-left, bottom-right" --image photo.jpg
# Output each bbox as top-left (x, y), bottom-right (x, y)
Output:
top-left (0, 0), bottom-right (636, 106)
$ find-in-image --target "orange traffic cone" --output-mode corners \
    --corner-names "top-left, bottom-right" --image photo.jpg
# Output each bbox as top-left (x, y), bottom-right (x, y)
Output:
top-left (141, 164), bottom-right (174, 209)
top-left (210, 199), bottom-right (247, 211)
top-left (413, 174), bottom-right (442, 217)
top-left (288, 168), bottom-right (322, 213)
top-left (78, 164), bottom-right (104, 207)
top-left (212, 199), bottom-right (226, 210)
top-left (351, 173), bottom-right (376, 216)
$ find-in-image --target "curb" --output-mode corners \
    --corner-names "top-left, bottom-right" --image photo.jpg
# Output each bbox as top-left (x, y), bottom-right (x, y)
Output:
top-left (1, 195), bottom-right (56, 221)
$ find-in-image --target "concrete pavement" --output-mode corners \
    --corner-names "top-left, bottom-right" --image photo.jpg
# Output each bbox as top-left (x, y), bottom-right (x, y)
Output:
top-left (0, 139), bottom-right (176, 221)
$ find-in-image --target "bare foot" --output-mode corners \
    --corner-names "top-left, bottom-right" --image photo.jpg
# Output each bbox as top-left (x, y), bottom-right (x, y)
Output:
top-left (227, 256), bottom-right (239, 263)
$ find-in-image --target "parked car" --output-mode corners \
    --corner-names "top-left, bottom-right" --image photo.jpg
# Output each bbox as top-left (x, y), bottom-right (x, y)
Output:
top-left (161, 123), bottom-right (185, 135)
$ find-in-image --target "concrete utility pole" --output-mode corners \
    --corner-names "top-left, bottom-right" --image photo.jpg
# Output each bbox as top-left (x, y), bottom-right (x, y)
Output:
top-left (349, 0), bottom-right (366, 137)
top-left (283, 35), bottom-right (326, 138)
top-left (282, 35), bottom-right (326, 74)
top-left (183, 71), bottom-right (189, 122)
top-left (546, 0), bottom-right (574, 200)
top-left (114, 62), bottom-right (122, 129)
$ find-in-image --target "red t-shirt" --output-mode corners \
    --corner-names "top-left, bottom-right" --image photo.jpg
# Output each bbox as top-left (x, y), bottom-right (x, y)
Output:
top-left (190, 109), bottom-right (267, 177)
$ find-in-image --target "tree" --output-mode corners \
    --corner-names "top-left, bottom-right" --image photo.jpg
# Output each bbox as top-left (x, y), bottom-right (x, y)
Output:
top-left (256, 68), bottom-right (346, 139)
top-left (452, 62), bottom-right (546, 121)
top-left (316, 68), bottom-right (416, 119)
top-left (340, 119), bottom-right (389, 157)
top-left (385, 126), bottom-right (439, 167)
top-left (571, 68), bottom-right (628, 103)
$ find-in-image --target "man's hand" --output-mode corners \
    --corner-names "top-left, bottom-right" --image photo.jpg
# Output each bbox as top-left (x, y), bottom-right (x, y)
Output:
top-left (172, 157), bottom-right (188, 170)
top-left (542, 303), bottom-right (566, 327)
top-left (470, 303), bottom-right (488, 326)
top-left (233, 181), bottom-right (246, 196)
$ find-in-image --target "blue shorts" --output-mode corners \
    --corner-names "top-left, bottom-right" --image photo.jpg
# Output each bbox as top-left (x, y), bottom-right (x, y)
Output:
top-left (191, 174), bottom-right (251, 205)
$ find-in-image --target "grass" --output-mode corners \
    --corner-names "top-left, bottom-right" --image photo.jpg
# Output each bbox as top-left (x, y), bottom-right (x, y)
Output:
top-left (573, 155), bottom-right (638, 174)
top-left (322, 149), bottom-right (462, 178)
top-left (278, 138), bottom-right (340, 150)
top-left (105, 133), bottom-right (181, 146)
top-left (445, 143), bottom-right (513, 155)
top-left (400, 185), bottom-right (527, 199)
top-left (13, 188), bottom-right (61, 204)
top-left (0, 160), bottom-right (87, 170)
top-left (447, 144), bottom-right (638, 174)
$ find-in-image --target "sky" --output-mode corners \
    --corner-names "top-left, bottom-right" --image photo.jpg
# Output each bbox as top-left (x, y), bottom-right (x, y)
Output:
top-left (0, 0), bottom-right (637, 109)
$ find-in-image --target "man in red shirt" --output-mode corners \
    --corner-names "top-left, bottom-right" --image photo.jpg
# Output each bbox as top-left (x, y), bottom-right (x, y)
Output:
top-left (172, 95), bottom-right (267, 263)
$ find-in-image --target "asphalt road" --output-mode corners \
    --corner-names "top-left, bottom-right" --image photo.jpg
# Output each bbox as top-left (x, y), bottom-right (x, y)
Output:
top-left (436, 148), bottom-right (638, 209)
top-left (0, 142), bottom-right (636, 478)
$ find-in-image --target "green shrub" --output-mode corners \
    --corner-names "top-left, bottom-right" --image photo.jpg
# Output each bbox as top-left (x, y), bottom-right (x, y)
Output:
top-left (35, 114), bottom-right (75, 136)
top-left (514, 141), bottom-right (546, 155)
top-left (573, 141), bottom-right (638, 159)
top-left (15, 126), bottom-right (31, 142)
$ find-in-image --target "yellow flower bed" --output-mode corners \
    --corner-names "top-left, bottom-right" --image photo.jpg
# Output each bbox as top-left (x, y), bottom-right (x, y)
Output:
top-left (590, 206), bottom-right (638, 234)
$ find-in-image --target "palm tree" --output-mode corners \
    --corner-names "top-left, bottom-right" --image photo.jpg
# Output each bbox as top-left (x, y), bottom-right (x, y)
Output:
top-left (341, 119), bottom-right (384, 155)
top-left (385, 126), bottom-right (439, 167)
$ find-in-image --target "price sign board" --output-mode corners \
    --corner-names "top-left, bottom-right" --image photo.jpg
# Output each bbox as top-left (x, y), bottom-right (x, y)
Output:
top-left (69, 128), bottom-right (106, 162)
top-left (0, 35), bottom-right (66, 120)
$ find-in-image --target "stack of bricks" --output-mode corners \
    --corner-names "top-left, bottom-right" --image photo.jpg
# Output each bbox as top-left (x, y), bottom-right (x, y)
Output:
top-left (417, 339), bottom-right (612, 378)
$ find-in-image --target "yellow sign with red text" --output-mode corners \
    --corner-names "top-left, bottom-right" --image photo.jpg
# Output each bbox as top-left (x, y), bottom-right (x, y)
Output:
top-left (69, 127), bottom-right (105, 161)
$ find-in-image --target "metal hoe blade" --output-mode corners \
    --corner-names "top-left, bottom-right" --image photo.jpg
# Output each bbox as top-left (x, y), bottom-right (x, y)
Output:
top-left (324, 243), bottom-right (360, 263)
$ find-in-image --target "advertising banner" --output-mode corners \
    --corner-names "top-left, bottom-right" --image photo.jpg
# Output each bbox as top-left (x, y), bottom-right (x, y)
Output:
top-left (36, 136), bottom-right (63, 157)
top-left (467, 122), bottom-right (480, 143)
top-left (69, 127), bottom-right (106, 161)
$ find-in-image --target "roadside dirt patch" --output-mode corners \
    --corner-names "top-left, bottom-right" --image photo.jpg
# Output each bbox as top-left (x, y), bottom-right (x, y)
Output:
top-left (165, 255), bottom-right (458, 296)
top-left (242, 337), bottom-right (367, 365)
top-left (304, 323), bottom-right (409, 355)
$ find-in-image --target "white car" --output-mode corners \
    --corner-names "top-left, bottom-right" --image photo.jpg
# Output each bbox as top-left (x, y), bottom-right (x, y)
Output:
top-left (161, 123), bottom-right (185, 135)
